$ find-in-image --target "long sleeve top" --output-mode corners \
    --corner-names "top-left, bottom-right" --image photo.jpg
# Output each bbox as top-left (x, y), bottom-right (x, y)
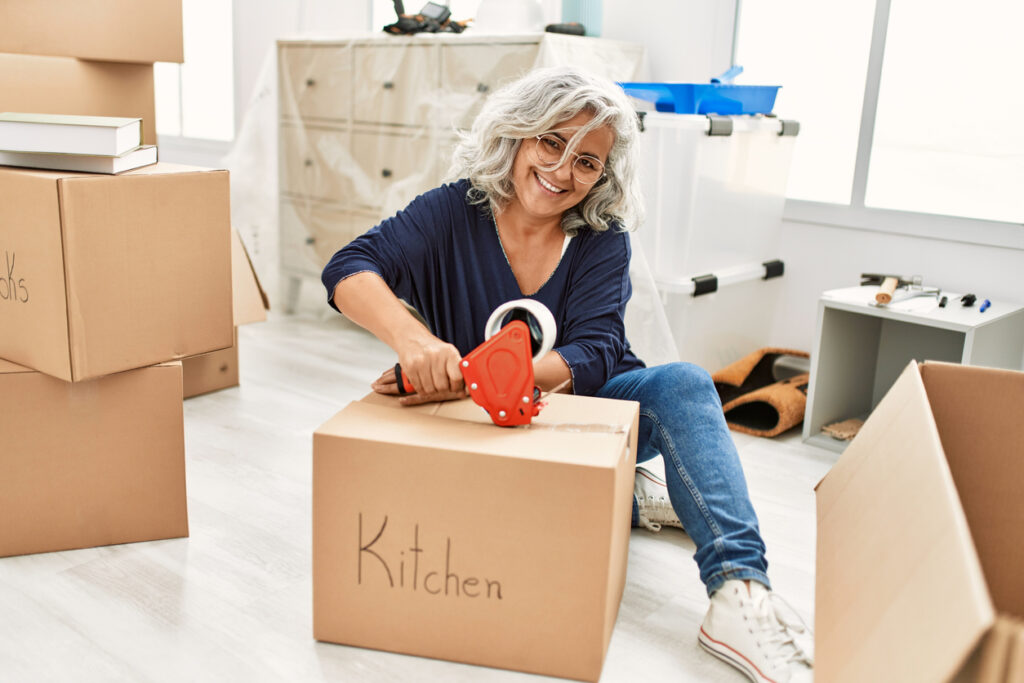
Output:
top-left (321, 179), bottom-right (645, 396)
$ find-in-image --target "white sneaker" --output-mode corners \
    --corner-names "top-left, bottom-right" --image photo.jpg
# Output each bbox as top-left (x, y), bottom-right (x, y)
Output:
top-left (634, 466), bottom-right (683, 532)
top-left (698, 580), bottom-right (813, 683)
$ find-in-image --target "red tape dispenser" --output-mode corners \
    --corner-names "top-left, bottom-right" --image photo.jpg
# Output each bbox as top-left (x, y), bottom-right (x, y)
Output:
top-left (394, 299), bottom-right (557, 426)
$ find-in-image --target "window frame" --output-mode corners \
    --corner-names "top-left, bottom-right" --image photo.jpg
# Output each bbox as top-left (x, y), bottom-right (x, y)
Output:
top-left (765, 0), bottom-right (1024, 250)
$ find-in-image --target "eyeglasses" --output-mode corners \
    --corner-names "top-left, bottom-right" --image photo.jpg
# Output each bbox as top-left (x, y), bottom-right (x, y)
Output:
top-left (532, 134), bottom-right (606, 185)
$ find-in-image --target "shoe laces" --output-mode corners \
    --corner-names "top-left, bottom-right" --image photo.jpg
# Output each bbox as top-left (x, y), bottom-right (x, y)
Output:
top-left (635, 470), bottom-right (676, 532)
top-left (749, 589), bottom-right (814, 668)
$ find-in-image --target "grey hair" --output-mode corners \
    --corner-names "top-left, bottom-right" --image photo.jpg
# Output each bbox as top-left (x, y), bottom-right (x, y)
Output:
top-left (448, 65), bottom-right (644, 235)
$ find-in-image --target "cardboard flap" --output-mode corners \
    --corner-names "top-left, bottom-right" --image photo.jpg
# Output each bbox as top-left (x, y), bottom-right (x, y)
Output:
top-left (921, 362), bottom-right (1024, 619)
top-left (0, 358), bottom-right (34, 374)
top-left (231, 228), bottom-right (268, 325)
top-left (316, 397), bottom-right (634, 469)
top-left (815, 361), bottom-right (995, 683)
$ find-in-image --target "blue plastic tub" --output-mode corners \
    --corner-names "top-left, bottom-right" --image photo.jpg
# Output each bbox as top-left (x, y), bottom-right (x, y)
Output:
top-left (618, 82), bottom-right (781, 115)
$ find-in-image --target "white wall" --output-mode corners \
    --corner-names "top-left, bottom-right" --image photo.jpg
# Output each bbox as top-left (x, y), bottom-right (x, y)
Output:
top-left (602, 0), bottom-right (736, 81)
top-left (770, 221), bottom-right (1024, 355)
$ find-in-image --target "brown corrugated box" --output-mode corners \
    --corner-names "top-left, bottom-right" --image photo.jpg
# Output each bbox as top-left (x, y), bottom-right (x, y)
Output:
top-left (0, 162), bottom-right (233, 382)
top-left (0, 359), bottom-right (188, 558)
top-left (313, 392), bottom-right (639, 682)
top-left (0, 53), bottom-right (157, 145)
top-left (815, 361), bottom-right (1024, 682)
top-left (0, 0), bottom-right (183, 64)
top-left (182, 229), bottom-right (268, 398)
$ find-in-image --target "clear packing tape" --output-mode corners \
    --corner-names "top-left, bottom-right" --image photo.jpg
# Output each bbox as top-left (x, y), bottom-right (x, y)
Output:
top-left (224, 32), bottom-right (680, 367)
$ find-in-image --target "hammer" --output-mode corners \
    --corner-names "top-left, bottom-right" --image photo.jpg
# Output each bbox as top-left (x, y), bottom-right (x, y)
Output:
top-left (861, 273), bottom-right (919, 304)
top-left (861, 273), bottom-right (941, 306)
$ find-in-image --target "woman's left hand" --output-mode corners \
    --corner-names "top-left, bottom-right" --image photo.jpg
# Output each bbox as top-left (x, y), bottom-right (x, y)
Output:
top-left (371, 366), bottom-right (469, 406)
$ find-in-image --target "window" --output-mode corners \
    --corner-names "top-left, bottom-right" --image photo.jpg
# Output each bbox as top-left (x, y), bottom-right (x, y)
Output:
top-left (155, 0), bottom-right (234, 141)
top-left (735, 0), bottom-right (1024, 244)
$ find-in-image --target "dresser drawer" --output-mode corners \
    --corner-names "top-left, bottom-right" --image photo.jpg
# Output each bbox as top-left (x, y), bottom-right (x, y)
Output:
top-left (353, 44), bottom-right (440, 127)
top-left (441, 43), bottom-right (538, 130)
top-left (280, 198), bottom-right (380, 274)
top-left (350, 128), bottom-right (440, 211)
top-left (279, 45), bottom-right (353, 121)
top-left (280, 125), bottom-right (357, 202)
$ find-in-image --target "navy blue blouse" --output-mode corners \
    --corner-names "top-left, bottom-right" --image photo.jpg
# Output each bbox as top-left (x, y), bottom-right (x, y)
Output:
top-left (321, 179), bottom-right (645, 396)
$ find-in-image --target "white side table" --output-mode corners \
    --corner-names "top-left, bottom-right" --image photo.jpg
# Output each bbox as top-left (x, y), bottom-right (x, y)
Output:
top-left (803, 286), bottom-right (1024, 453)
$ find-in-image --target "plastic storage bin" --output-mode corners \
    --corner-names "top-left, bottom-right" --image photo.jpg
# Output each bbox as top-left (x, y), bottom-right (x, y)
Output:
top-left (620, 82), bottom-right (780, 115)
top-left (633, 112), bottom-right (798, 372)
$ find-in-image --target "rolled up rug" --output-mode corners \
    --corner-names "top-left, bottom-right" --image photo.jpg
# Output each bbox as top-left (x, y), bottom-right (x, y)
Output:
top-left (712, 348), bottom-right (811, 438)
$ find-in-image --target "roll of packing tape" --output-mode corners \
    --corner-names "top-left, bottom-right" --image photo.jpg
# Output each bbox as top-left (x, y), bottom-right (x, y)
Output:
top-left (483, 299), bottom-right (557, 363)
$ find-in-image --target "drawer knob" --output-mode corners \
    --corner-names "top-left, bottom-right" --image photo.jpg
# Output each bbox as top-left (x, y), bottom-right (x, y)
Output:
top-left (381, 168), bottom-right (393, 178)
top-left (306, 77), bottom-right (316, 87)
top-left (305, 236), bottom-right (316, 245)
top-left (383, 81), bottom-right (394, 90)
top-left (476, 82), bottom-right (489, 94)
top-left (304, 159), bottom-right (313, 167)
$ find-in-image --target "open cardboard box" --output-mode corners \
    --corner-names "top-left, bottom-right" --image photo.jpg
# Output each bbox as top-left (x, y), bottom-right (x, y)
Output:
top-left (815, 361), bottom-right (1024, 682)
top-left (313, 392), bottom-right (639, 682)
top-left (0, 0), bottom-right (183, 64)
top-left (182, 228), bottom-right (269, 398)
top-left (0, 359), bottom-right (188, 557)
top-left (0, 162), bottom-right (233, 382)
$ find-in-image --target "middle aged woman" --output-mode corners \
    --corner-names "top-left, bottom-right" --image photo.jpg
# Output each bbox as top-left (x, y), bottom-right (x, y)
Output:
top-left (322, 65), bottom-right (813, 683)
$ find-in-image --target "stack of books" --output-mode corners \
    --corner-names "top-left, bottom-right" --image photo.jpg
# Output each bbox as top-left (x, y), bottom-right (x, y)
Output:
top-left (0, 112), bottom-right (158, 174)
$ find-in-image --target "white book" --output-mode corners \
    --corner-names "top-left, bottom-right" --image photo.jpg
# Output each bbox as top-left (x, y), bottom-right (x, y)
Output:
top-left (0, 145), bottom-right (158, 174)
top-left (0, 113), bottom-right (143, 156)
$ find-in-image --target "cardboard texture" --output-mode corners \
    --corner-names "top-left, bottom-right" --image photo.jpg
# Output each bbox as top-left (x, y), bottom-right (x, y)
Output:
top-left (313, 392), bottom-right (640, 682)
top-left (0, 359), bottom-right (188, 557)
top-left (815, 361), bottom-right (1024, 683)
top-left (182, 328), bottom-right (239, 399)
top-left (0, 53), bottom-right (157, 145)
top-left (181, 229), bottom-right (268, 398)
top-left (0, 0), bottom-right (183, 63)
top-left (0, 162), bottom-right (233, 382)
top-left (230, 228), bottom-right (269, 327)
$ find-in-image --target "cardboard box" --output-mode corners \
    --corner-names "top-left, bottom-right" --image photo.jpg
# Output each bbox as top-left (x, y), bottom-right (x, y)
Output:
top-left (0, 0), bottom-right (183, 64)
top-left (815, 361), bottom-right (1024, 682)
top-left (0, 53), bottom-right (157, 145)
top-left (313, 392), bottom-right (640, 682)
top-left (0, 162), bottom-right (233, 382)
top-left (182, 328), bottom-right (239, 399)
top-left (0, 359), bottom-right (188, 557)
top-left (182, 229), bottom-right (269, 399)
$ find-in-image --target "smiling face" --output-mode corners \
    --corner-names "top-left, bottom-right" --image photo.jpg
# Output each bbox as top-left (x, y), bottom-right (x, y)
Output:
top-left (506, 111), bottom-right (614, 227)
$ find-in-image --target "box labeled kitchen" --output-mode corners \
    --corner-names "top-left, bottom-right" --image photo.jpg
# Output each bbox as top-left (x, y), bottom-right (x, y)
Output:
top-left (313, 392), bottom-right (639, 682)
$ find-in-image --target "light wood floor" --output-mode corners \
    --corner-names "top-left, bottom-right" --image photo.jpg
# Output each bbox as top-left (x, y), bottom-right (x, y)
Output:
top-left (0, 312), bottom-right (837, 682)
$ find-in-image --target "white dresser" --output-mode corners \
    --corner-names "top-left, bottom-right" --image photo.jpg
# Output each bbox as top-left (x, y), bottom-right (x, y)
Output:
top-left (277, 33), bottom-right (645, 310)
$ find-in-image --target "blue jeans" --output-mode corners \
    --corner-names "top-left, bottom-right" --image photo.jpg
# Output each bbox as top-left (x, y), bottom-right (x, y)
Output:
top-left (596, 363), bottom-right (770, 596)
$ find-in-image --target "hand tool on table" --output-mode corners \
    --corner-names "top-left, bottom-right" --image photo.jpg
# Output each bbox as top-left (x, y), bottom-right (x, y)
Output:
top-left (860, 273), bottom-right (941, 306)
top-left (394, 299), bottom-right (557, 427)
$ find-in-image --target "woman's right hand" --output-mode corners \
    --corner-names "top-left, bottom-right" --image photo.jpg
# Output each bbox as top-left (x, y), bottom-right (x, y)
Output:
top-left (375, 332), bottom-right (466, 405)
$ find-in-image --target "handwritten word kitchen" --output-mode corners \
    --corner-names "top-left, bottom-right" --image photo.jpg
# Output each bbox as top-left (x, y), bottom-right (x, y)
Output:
top-left (0, 251), bottom-right (29, 303)
top-left (358, 514), bottom-right (504, 600)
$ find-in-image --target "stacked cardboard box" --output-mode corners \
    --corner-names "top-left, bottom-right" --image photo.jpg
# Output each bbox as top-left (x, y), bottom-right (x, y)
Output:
top-left (0, 161), bottom-right (234, 557)
top-left (0, 360), bottom-right (189, 557)
top-left (0, 3), bottom-right (260, 557)
top-left (313, 392), bottom-right (640, 681)
top-left (0, 0), bottom-right (183, 144)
